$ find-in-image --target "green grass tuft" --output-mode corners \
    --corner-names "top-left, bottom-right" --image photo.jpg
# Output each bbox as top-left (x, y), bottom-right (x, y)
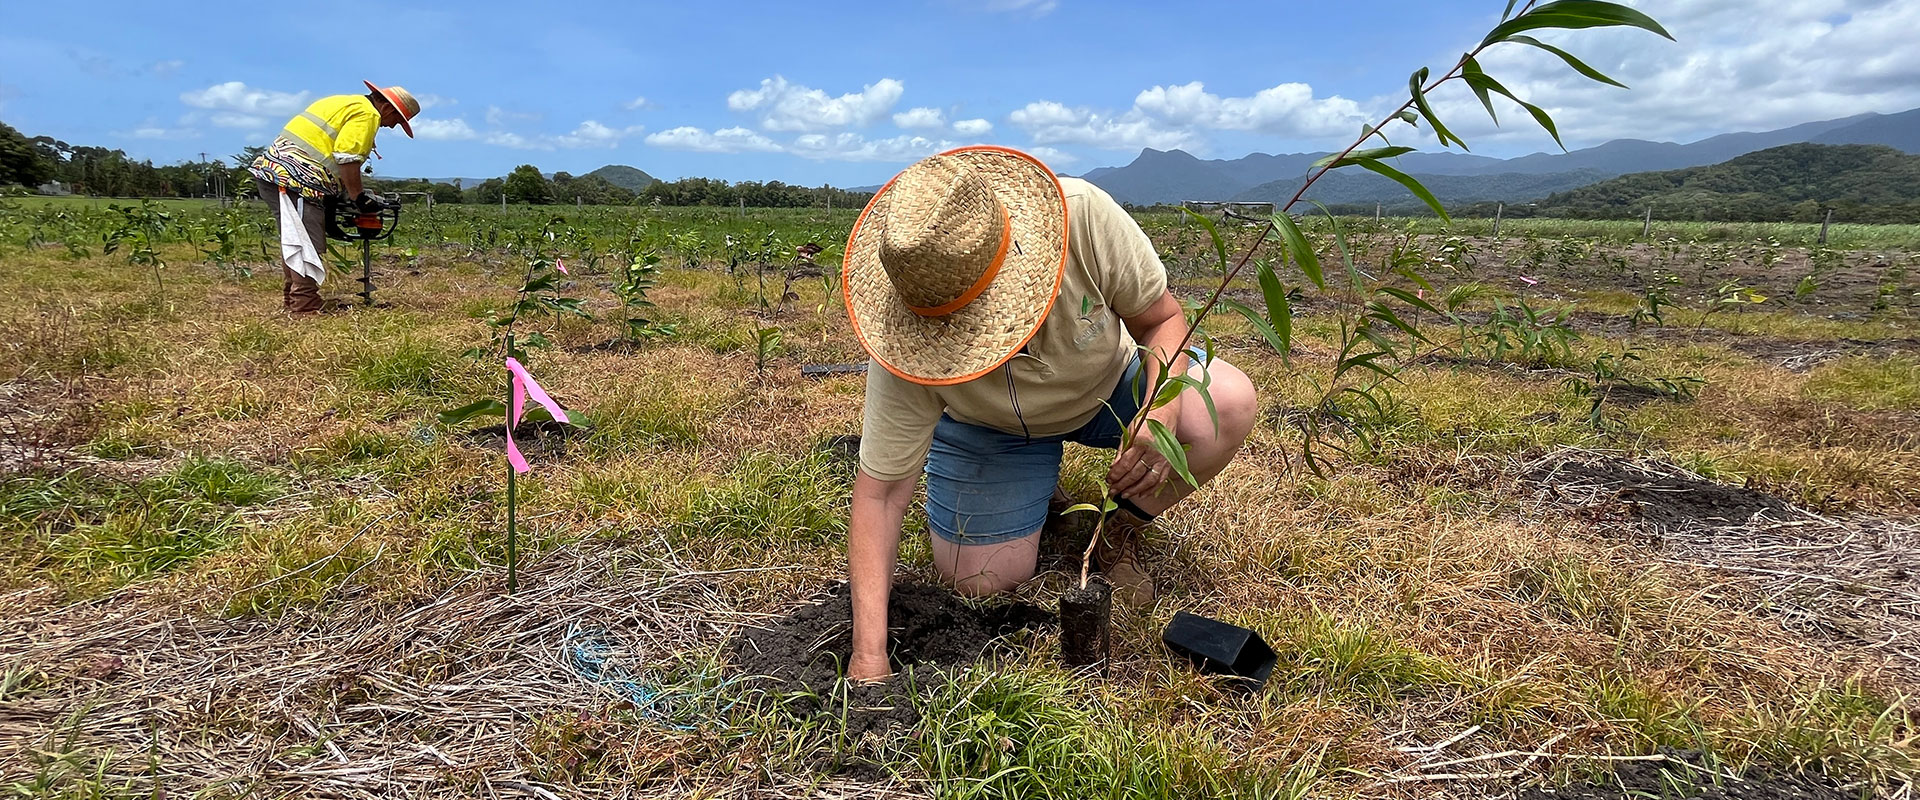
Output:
top-left (668, 451), bottom-right (849, 547)
top-left (913, 668), bottom-right (1323, 799)
top-left (1805, 355), bottom-right (1920, 410)
top-left (346, 334), bottom-right (464, 398)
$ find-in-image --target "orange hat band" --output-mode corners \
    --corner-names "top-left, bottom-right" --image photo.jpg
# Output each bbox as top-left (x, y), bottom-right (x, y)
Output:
top-left (901, 204), bottom-right (1012, 317)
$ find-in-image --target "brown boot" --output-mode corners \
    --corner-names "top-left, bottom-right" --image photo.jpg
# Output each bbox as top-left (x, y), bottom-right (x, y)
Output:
top-left (1042, 485), bottom-right (1080, 543)
top-left (1093, 510), bottom-right (1157, 607)
top-left (1047, 485), bottom-right (1075, 516)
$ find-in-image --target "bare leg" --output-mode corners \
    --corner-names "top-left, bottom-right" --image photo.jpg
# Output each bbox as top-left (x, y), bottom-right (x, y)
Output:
top-left (1131, 357), bottom-right (1259, 516)
top-left (930, 530), bottom-right (1040, 596)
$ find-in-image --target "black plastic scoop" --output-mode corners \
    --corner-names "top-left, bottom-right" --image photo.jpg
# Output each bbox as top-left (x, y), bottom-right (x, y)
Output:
top-left (1162, 611), bottom-right (1276, 690)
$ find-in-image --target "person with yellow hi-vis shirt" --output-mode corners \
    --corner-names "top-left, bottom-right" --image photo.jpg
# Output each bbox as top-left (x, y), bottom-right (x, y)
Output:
top-left (248, 81), bottom-right (419, 314)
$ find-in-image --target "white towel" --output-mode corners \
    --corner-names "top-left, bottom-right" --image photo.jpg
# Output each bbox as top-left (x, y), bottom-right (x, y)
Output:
top-left (278, 187), bottom-right (327, 286)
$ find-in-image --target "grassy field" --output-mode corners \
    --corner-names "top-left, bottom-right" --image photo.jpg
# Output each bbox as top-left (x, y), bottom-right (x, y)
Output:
top-left (2, 197), bottom-right (1918, 798)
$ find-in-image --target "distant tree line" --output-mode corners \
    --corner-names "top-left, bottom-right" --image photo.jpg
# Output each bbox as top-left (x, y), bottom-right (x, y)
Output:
top-left (455, 165), bottom-right (635, 205)
top-left (636, 176), bottom-right (872, 208)
top-left (2, 123), bottom-right (881, 210)
top-left (1529, 143), bottom-right (1920, 224)
top-left (450, 165), bottom-right (873, 208)
top-left (2, 120), bottom-right (254, 198)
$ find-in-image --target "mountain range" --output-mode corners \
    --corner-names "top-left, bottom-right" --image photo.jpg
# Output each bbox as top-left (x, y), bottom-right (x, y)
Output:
top-left (1078, 107), bottom-right (1920, 209)
top-left (1532, 143), bottom-right (1920, 223)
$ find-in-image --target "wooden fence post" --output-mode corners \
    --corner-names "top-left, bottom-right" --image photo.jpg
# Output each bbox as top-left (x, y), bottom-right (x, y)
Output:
top-left (1492, 202), bottom-right (1503, 238)
top-left (1818, 208), bottom-right (1833, 245)
top-left (1642, 206), bottom-right (1653, 238)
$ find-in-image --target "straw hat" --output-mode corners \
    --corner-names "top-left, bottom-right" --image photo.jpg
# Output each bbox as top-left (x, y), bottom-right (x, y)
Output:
top-left (363, 80), bottom-right (421, 138)
top-left (843, 146), bottom-right (1067, 386)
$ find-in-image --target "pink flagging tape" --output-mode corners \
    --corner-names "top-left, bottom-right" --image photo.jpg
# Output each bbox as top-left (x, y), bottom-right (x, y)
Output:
top-left (504, 357), bottom-right (571, 474)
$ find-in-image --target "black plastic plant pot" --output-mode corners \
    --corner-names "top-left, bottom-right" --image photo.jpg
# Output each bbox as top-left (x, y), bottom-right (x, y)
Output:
top-left (1161, 611), bottom-right (1276, 691)
top-left (1059, 577), bottom-right (1112, 670)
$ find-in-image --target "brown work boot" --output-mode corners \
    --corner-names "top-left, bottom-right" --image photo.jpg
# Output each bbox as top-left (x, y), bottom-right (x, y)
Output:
top-left (1047, 484), bottom-right (1075, 516)
top-left (1093, 509), bottom-right (1157, 607)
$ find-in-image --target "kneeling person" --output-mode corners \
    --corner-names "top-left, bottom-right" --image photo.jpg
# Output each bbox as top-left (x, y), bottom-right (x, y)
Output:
top-left (843, 147), bottom-right (1259, 683)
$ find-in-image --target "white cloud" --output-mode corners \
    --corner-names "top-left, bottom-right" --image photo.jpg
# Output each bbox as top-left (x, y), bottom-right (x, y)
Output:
top-left (485, 131), bottom-right (550, 150)
top-left (952, 118), bottom-right (994, 136)
top-left (1005, 80), bottom-right (1366, 156)
top-left (149, 60), bottom-right (184, 77)
top-left (553, 120), bottom-right (646, 148)
top-left (486, 105), bottom-right (542, 126)
top-left (414, 93), bottom-right (455, 111)
top-left (893, 107), bottom-right (948, 131)
top-left (639, 126), bottom-right (948, 162)
top-left (1026, 146), bottom-right (1076, 165)
top-left (464, 120), bottom-right (648, 150)
top-left (727, 75), bottom-right (905, 132)
top-left (623, 96), bottom-right (653, 111)
top-left (789, 132), bottom-right (954, 162)
top-left (1132, 81), bottom-right (1367, 138)
top-left (983, 4), bottom-right (1920, 161)
top-left (180, 81), bottom-right (309, 117)
top-left (208, 112), bottom-right (270, 130)
top-left (644, 126), bottom-right (783, 154)
top-left (983, 0), bottom-right (1058, 16)
top-left (1008, 100), bottom-right (1197, 151)
top-left (120, 119), bottom-right (199, 140)
top-left (413, 117), bottom-right (479, 141)
top-left (1408, 0), bottom-right (1920, 153)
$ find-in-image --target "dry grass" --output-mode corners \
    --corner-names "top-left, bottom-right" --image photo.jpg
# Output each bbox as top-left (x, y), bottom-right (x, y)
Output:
top-left (2, 230), bottom-right (1918, 798)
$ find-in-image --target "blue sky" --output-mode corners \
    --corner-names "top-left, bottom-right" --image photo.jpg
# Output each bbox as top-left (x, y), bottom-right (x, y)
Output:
top-left (3, 1), bottom-right (1917, 186)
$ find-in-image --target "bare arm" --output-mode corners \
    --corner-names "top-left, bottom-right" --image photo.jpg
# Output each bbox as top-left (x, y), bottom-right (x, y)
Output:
top-left (339, 161), bottom-right (364, 198)
top-left (1109, 290), bottom-right (1191, 498)
top-left (848, 467), bottom-right (916, 682)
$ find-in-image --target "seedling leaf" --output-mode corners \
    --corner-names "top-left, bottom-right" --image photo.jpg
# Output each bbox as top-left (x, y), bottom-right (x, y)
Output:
top-left (1482, 0), bottom-right (1674, 46)
top-left (1504, 35), bottom-right (1629, 88)
top-left (1270, 213), bottom-right (1323, 289)
top-left (1146, 419), bottom-right (1197, 488)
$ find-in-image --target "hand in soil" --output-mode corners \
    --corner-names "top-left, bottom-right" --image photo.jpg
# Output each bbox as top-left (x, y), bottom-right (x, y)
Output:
top-left (848, 650), bottom-right (892, 684)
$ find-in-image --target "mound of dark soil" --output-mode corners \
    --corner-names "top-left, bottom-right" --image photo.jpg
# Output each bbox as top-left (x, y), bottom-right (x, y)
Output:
top-left (728, 582), bottom-right (1053, 739)
top-left (1522, 754), bottom-right (1850, 800)
top-left (462, 419), bottom-right (579, 460)
top-left (570, 337), bottom-right (644, 354)
top-left (1598, 383), bottom-right (1688, 406)
top-left (1525, 456), bottom-right (1796, 531)
top-left (815, 434), bottom-right (861, 474)
top-left (1724, 336), bottom-right (1920, 372)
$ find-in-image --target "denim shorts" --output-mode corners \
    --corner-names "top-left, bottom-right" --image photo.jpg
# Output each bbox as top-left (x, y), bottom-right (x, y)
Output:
top-left (924, 348), bottom-right (1206, 546)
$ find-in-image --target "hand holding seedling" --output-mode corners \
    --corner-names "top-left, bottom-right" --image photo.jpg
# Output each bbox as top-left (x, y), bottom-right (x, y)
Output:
top-left (1106, 389), bottom-right (1181, 500)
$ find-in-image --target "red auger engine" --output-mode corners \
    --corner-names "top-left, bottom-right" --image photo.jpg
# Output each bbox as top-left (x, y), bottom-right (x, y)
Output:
top-left (323, 196), bottom-right (401, 305)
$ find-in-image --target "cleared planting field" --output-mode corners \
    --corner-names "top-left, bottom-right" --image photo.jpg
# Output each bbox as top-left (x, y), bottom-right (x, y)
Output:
top-left (3, 198), bottom-right (1919, 798)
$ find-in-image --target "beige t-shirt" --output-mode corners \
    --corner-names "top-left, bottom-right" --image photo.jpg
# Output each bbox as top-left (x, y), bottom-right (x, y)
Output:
top-left (858, 177), bottom-right (1168, 481)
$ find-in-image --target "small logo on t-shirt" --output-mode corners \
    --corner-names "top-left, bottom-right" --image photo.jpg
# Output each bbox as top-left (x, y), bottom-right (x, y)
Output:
top-left (1074, 295), bottom-right (1108, 349)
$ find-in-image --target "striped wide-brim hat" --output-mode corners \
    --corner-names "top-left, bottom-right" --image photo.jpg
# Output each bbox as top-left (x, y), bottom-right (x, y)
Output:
top-left (363, 80), bottom-right (420, 138)
top-left (842, 146), bottom-right (1067, 386)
